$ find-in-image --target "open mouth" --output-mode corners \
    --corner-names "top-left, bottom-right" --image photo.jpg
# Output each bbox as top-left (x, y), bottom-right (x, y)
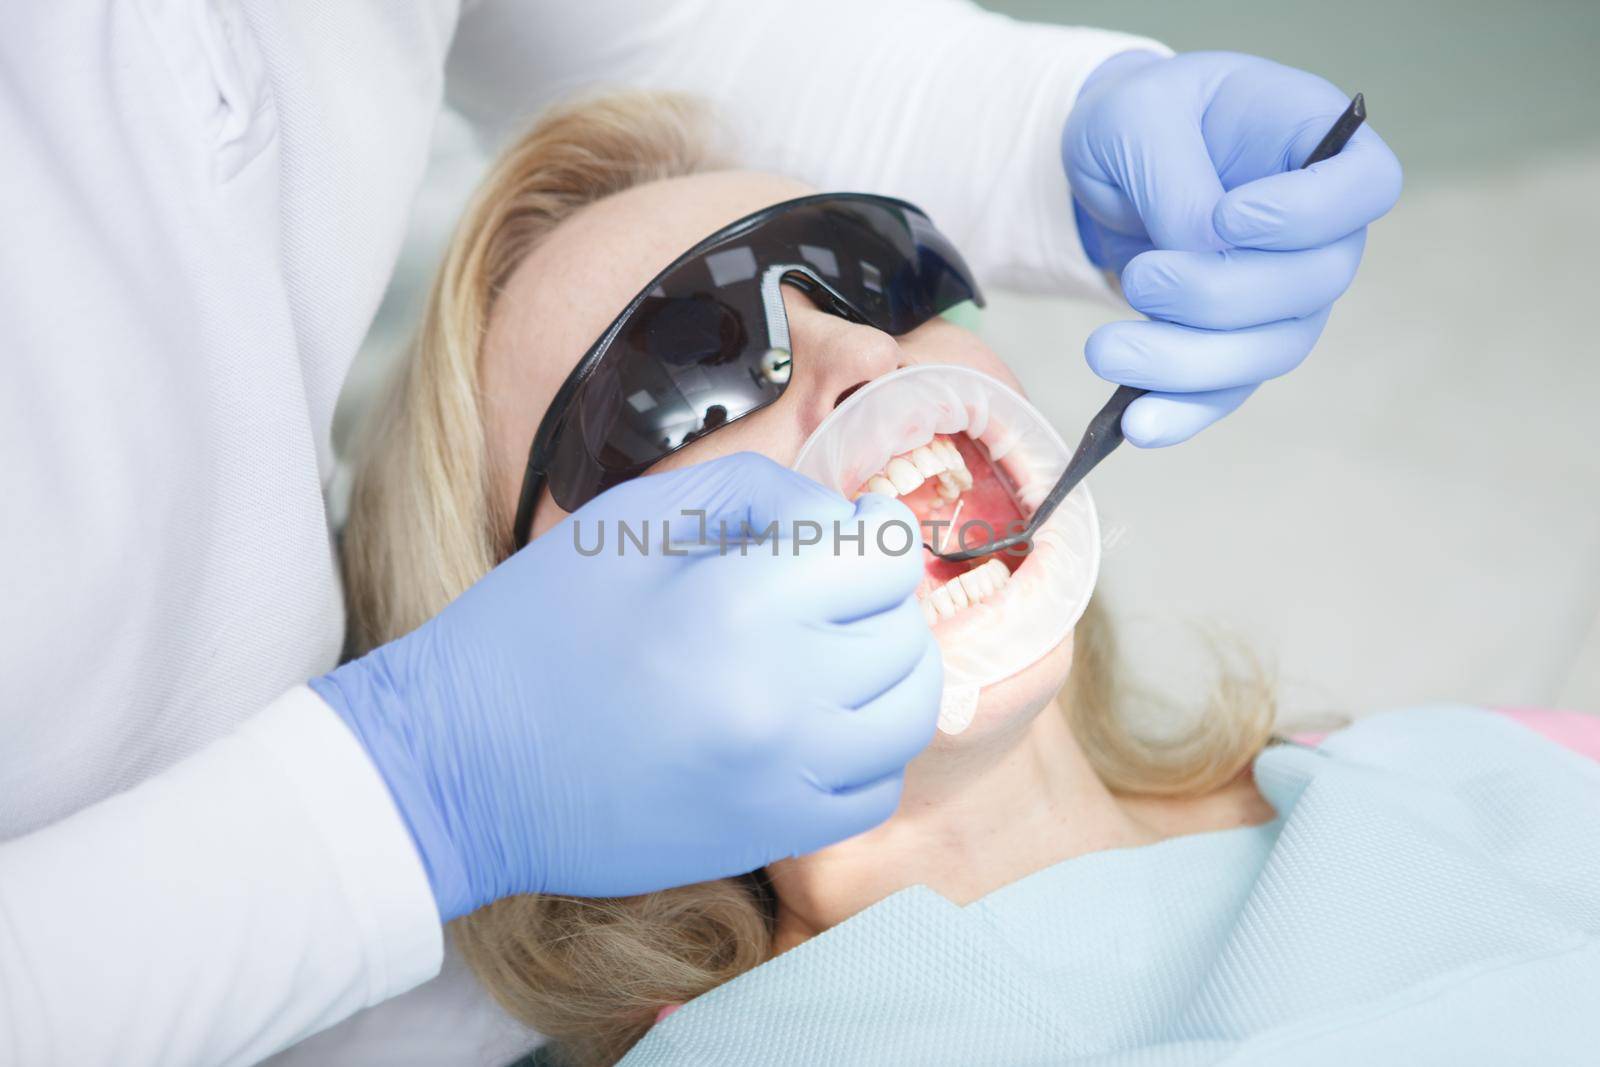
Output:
top-left (794, 363), bottom-right (1101, 734)
top-left (848, 431), bottom-right (1029, 628)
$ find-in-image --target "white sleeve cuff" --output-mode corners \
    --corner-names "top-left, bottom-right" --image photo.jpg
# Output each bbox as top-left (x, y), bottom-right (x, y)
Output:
top-left (0, 688), bottom-right (443, 1067)
top-left (242, 686), bottom-right (444, 1002)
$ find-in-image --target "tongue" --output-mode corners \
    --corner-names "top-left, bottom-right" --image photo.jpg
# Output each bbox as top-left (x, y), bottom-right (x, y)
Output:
top-left (898, 434), bottom-right (1027, 587)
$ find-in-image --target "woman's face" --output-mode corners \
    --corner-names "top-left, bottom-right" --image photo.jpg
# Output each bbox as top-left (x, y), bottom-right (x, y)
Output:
top-left (481, 170), bottom-right (1078, 750)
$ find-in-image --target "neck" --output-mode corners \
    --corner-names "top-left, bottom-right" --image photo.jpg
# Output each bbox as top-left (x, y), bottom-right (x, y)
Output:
top-left (766, 700), bottom-right (1159, 953)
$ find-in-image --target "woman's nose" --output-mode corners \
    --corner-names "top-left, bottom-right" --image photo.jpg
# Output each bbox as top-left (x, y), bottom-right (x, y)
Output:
top-left (780, 287), bottom-right (903, 416)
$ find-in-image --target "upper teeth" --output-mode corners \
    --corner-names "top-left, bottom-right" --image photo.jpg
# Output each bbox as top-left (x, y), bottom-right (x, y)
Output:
top-left (855, 437), bottom-right (972, 501)
top-left (920, 558), bottom-right (1011, 626)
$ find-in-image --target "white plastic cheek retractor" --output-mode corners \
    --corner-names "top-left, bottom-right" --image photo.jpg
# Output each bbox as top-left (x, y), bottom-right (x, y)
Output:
top-left (793, 364), bottom-right (1101, 734)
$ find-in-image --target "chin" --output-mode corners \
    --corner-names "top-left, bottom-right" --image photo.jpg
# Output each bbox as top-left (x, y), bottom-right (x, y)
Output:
top-left (923, 633), bottom-right (1076, 755)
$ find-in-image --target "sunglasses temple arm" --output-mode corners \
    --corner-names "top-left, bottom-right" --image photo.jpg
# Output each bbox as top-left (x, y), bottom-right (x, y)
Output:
top-left (928, 385), bottom-right (1145, 563)
top-left (511, 464), bottom-right (543, 551)
top-left (760, 265), bottom-right (793, 354)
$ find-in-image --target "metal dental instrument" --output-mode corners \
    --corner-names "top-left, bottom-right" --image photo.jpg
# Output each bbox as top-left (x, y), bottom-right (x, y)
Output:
top-left (927, 93), bottom-right (1368, 564)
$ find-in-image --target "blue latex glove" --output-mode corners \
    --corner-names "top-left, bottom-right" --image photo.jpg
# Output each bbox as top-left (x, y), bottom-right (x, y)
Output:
top-left (1062, 51), bottom-right (1403, 447)
top-left (312, 452), bottom-right (939, 920)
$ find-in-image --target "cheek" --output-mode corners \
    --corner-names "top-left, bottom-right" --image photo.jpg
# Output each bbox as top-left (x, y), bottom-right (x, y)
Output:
top-left (974, 351), bottom-right (1026, 394)
top-left (902, 324), bottom-right (1024, 394)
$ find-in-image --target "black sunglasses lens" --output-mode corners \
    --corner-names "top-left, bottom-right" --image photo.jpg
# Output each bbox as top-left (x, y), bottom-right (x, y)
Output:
top-left (540, 197), bottom-right (981, 514)
top-left (636, 293), bottom-right (748, 365)
top-left (542, 290), bottom-right (780, 510)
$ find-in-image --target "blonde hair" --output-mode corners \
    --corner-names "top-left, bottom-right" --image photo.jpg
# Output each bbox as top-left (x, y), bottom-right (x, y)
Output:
top-left (342, 91), bottom-right (1275, 1066)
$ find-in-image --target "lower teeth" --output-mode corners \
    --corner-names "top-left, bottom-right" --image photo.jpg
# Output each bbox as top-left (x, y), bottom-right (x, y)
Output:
top-left (920, 557), bottom-right (1012, 625)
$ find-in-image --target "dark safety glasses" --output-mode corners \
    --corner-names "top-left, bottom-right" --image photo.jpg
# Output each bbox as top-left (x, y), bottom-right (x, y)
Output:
top-left (511, 192), bottom-right (984, 548)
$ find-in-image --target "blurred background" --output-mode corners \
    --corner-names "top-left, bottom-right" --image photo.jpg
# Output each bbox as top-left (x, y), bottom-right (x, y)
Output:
top-left (342, 1), bottom-right (1600, 723)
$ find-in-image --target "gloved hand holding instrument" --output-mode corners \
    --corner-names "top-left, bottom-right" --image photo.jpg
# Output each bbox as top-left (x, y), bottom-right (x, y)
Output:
top-left (1064, 51), bottom-right (1403, 448)
top-left (933, 82), bottom-right (1385, 562)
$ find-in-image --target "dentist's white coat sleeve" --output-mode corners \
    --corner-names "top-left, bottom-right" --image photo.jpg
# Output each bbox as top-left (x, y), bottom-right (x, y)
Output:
top-left (0, 688), bottom-right (442, 1067)
top-left (448, 0), bottom-right (1168, 296)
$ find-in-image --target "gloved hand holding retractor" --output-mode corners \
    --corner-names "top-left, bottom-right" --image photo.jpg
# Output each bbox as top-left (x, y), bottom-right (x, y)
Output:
top-left (313, 452), bottom-right (939, 920)
top-left (1063, 50), bottom-right (1405, 447)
